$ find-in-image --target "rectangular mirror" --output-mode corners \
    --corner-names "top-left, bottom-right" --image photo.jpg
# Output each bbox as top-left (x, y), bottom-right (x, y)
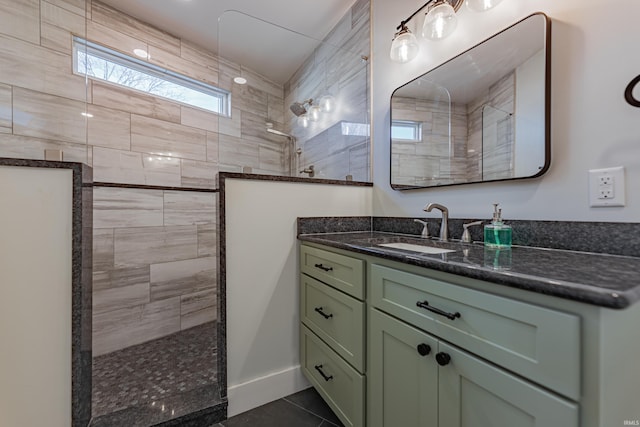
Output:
top-left (390, 12), bottom-right (550, 190)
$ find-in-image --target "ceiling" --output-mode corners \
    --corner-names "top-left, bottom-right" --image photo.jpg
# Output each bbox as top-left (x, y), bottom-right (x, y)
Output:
top-left (100, 0), bottom-right (358, 84)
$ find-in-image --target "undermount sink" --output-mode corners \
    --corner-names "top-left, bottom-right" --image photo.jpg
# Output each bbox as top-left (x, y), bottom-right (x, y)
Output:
top-left (378, 242), bottom-right (456, 255)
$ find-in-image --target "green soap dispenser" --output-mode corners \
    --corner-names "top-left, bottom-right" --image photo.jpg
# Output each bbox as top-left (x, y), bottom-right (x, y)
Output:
top-left (484, 203), bottom-right (512, 249)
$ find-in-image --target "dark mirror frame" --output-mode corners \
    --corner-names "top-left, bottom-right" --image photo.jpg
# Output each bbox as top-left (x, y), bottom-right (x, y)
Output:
top-left (390, 12), bottom-right (551, 191)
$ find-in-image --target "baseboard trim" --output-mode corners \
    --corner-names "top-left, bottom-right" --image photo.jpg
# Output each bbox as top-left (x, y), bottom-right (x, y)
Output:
top-left (227, 365), bottom-right (310, 418)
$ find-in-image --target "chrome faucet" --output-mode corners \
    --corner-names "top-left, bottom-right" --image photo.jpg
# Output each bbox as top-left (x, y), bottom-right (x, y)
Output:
top-left (300, 164), bottom-right (315, 177)
top-left (424, 203), bottom-right (449, 241)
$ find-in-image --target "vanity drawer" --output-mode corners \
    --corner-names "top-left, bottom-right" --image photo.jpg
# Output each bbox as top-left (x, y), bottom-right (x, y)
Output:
top-left (301, 274), bottom-right (365, 372)
top-left (370, 263), bottom-right (581, 400)
top-left (301, 325), bottom-right (365, 427)
top-left (301, 245), bottom-right (364, 299)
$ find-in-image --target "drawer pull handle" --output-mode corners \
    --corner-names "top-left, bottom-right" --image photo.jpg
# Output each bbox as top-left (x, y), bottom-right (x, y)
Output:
top-left (314, 307), bottom-right (333, 319)
top-left (416, 300), bottom-right (461, 321)
top-left (314, 263), bottom-right (333, 272)
top-left (436, 352), bottom-right (451, 366)
top-left (417, 343), bottom-right (431, 356)
top-left (314, 364), bottom-right (334, 381)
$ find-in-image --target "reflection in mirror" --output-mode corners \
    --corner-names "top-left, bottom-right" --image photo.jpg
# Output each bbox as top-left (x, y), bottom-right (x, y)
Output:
top-left (390, 13), bottom-right (550, 190)
top-left (218, 11), bottom-right (371, 181)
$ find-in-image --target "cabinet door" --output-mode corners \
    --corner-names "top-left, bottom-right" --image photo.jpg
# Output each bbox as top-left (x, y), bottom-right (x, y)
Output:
top-left (369, 309), bottom-right (438, 427)
top-left (437, 342), bottom-right (578, 427)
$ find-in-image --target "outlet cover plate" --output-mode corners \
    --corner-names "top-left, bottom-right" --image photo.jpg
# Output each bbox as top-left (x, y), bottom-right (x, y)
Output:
top-left (589, 166), bottom-right (626, 207)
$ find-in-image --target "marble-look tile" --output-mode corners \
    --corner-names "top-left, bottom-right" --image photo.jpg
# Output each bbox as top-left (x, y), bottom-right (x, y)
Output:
top-left (181, 159), bottom-right (217, 189)
top-left (219, 108), bottom-right (241, 138)
top-left (0, 0), bottom-right (39, 44)
top-left (86, 19), bottom-right (148, 59)
top-left (93, 281), bottom-right (150, 315)
top-left (91, 0), bottom-right (181, 56)
top-left (0, 83), bottom-right (12, 133)
top-left (92, 297), bottom-right (181, 356)
top-left (114, 225), bottom-right (198, 267)
top-left (147, 45), bottom-right (219, 87)
top-left (94, 187), bottom-right (164, 228)
top-left (131, 115), bottom-right (207, 161)
top-left (47, 0), bottom-right (85, 16)
top-left (13, 88), bottom-right (87, 144)
top-left (197, 223), bottom-right (216, 258)
top-left (41, 0), bottom-right (85, 54)
top-left (93, 266), bottom-right (149, 292)
top-left (267, 94), bottom-right (285, 125)
top-left (206, 131), bottom-right (219, 163)
top-left (181, 106), bottom-right (219, 133)
top-left (150, 256), bottom-right (216, 300)
top-left (0, 134), bottom-right (87, 162)
top-left (181, 289), bottom-right (217, 330)
top-left (259, 143), bottom-right (285, 173)
top-left (233, 84), bottom-right (268, 118)
top-left (217, 56), bottom-right (242, 92)
top-left (92, 146), bottom-right (181, 186)
top-left (0, 33), bottom-right (87, 102)
top-left (163, 191), bottom-right (216, 225)
top-left (92, 81), bottom-right (181, 123)
top-left (218, 133), bottom-right (259, 169)
top-left (93, 228), bottom-right (114, 270)
top-left (87, 104), bottom-right (131, 151)
top-left (239, 67), bottom-right (284, 99)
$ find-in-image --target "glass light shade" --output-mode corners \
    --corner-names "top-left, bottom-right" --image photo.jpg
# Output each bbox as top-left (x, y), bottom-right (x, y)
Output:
top-left (308, 105), bottom-right (321, 121)
top-left (422, 2), bottom-right (458, 40)
top-left (319, 95), bottom-right (335, 112)
top-left (466, 0), bottom-right (503, 12)
top-left (390, 27), bottom-right (419, 63)
top-left (298, 114), bottom-right (309, 128)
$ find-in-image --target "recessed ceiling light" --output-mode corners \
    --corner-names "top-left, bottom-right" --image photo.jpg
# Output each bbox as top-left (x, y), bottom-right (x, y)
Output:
top-left (133, 48), bottom-right (149, 59)
top-left (233, 77), bottom-right (247, 85)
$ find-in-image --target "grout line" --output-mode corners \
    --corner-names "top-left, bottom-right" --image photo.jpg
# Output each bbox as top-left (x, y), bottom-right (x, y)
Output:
top-left (281, 397), bottom-right (341, 427)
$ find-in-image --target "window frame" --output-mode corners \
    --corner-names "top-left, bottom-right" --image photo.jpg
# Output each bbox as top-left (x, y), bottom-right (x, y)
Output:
top-left (391, 120), bottom-right (423, 142)
top-left (72, 36), bottom-right (230, 117)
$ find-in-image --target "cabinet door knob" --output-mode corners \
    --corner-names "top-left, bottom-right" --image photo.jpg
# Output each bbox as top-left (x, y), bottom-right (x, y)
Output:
top-left (417, 343), bottom-right (431, 356)
top-left (436, 352), bottom-right (451, 366)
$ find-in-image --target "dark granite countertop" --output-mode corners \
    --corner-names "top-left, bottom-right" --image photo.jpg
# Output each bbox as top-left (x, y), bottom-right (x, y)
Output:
top-left (298, 231), bottom-right (640, 309)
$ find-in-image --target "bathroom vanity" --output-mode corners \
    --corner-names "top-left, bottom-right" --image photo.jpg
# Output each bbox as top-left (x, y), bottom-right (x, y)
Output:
top-left (298, 228), bottom-right (640, 427)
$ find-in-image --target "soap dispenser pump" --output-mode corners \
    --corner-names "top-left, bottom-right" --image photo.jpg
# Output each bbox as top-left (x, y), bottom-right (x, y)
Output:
top-left (484, 203), bottom-right (512, 249)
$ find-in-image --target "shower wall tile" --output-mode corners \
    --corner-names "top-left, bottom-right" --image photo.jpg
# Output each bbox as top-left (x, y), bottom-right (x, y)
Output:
top-left (131, 114), bottom-right (207, 161)
top-left (259, 143), bottom-right (285, 172)
top-left (163, 191), bottom-right (216, 225)
top-left (148, 45), bottom-right (219, 87)
top-left (92, 147), bottom-right (182, 187)
top-left (86, 20), bottom-right (148, 59)
top-left (91, 81), bottom-right (181, 123)
top-left (149, 256), bottom-right (216, 300)
top-left (180, 159), bottom-right (217, 189)
top-left (0, 0), bottom-right (39, 44)
top-left (0, 134), bottom-right (87, 162)
top-left (238, 67), bottom-right (284, 99)
top-left (0, 33), bottom-right (87, 102)
top-left (114, 225), bottom-right (198, 267)
top-left (92, 297), bottom-right (181, 356)
top-left (87, 104), bottom-right (131, 151)
top-left (0, 84), bottom-right (12, 133)
top-left (47, 0), bottom-right (85, 16)
top-left (197, 224), bottom-right (217, 258)
top-left (93, 228), bottom-right (114, 271)
top-left (93, 187), bottom-right (164, 228)
top-left (40, 0), bottom-right (85, 54)
top-left (218, 133), bottom-right (259, 169)
top-left (93, 281), bottom-right (150, 315)
top-left (267, 94), bottom-right (285, 125)
top-left (181, 106), bottom-right (219, 133)
top-left (93, 266), bottom-right (150, 292)
top-left (219, 108), bottom-right (242, 138)
top-left (206, 131), bottom-right (219, 163)
top-left (180, 40), bottom-right (219, 73)
top-left (181, 289), bottom-right (217, 330)
top-left (13, 88), bottom-right (87, 144)
top-left (90, 0), bottom-right (181, 56)
top-left (233, 85), bottom-right (268, 118)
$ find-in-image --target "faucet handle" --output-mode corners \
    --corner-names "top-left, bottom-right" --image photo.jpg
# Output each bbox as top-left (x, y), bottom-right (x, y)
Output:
top-left (461, 221), bottom-right (483, 243)
top-left (414, 219), bottom-right (430, 238)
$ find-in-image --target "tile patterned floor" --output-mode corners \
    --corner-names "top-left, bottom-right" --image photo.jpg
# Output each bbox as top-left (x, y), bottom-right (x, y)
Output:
top-left (92, 321), bottom-right (218, 418)
top-left (212, 387), bottom-right (344, 427)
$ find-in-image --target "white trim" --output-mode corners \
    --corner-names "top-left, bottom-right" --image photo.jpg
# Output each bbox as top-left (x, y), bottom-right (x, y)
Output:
top-left (227, 366), bottom-right (310, 417)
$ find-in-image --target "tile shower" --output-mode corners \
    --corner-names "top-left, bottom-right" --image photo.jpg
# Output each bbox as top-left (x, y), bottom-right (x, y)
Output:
top-left (0, 0), bottom-right (370, 424)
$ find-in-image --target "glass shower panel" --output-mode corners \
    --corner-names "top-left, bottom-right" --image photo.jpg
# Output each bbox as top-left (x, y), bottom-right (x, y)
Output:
top-left (481, 104), bottom-right (514, 181)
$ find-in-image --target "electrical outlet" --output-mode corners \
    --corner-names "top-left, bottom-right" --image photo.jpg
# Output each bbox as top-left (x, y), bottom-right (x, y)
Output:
top-left (589, 166), bottom-right (626, 207)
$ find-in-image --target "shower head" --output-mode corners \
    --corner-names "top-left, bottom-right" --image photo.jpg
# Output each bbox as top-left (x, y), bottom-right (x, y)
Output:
top-left (289, 98), bottom-right (313, 116)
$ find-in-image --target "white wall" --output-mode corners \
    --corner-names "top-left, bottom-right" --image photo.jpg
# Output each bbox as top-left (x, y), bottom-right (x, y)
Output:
top-left (225, 179), bottom-right (372, 416)
top-left (372, 0), bottom-right (640, 221)
top-left (0, 167), bottom-right (72, 427)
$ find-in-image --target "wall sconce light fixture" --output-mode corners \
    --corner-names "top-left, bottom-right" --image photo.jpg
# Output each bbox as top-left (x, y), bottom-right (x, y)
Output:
top-left (390, 0), bottom-right (504, 63)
